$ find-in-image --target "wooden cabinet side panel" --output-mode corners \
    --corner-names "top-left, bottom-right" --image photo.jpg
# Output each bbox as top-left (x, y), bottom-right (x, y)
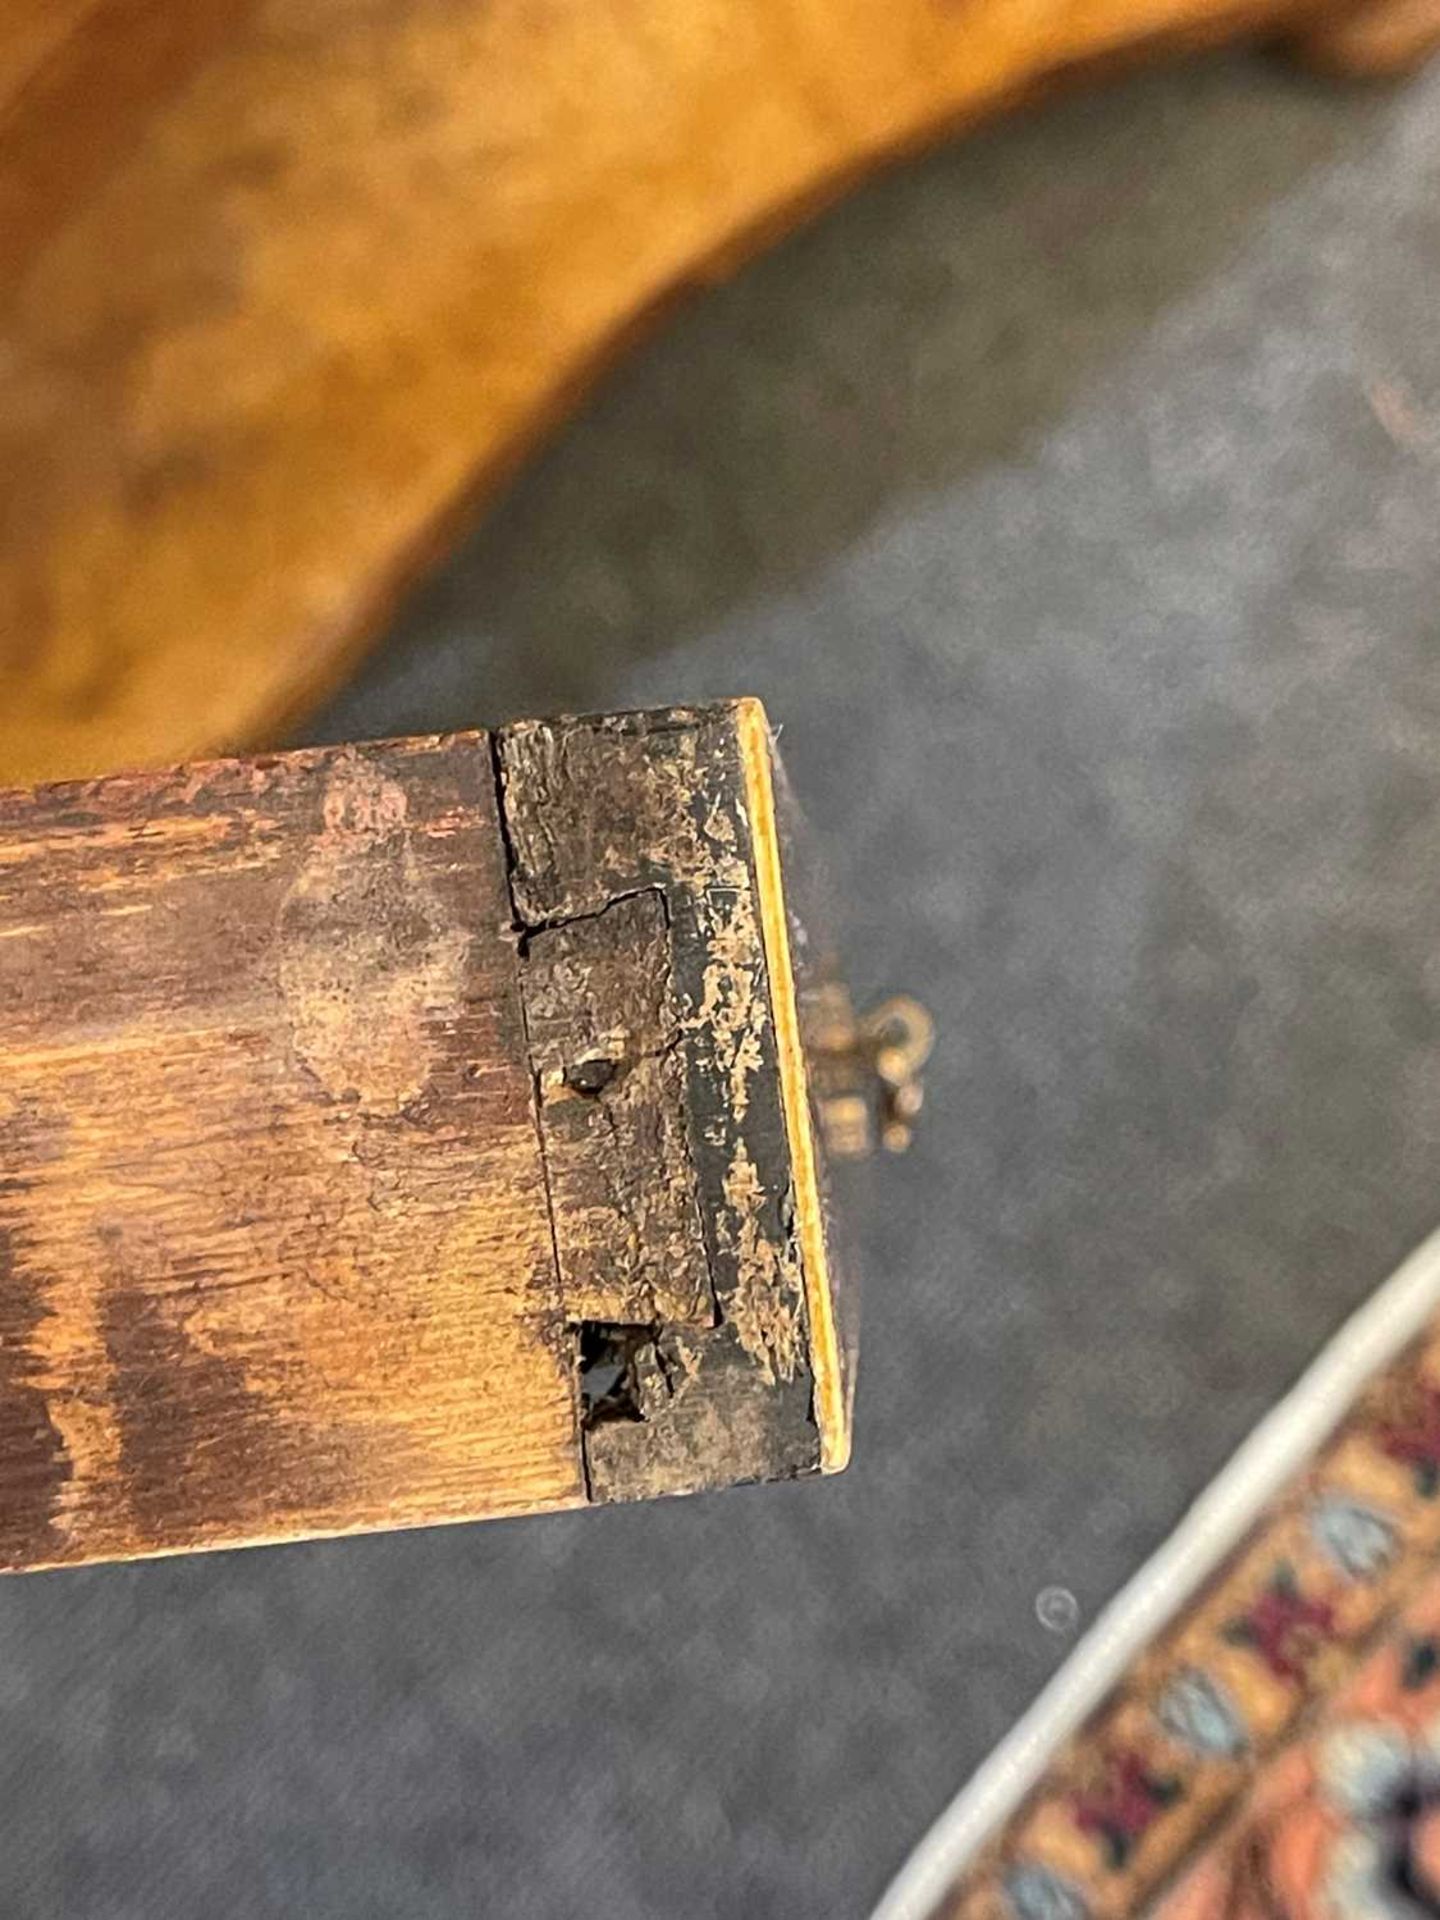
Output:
top-left (0, 732), bottom-right (583, 1570)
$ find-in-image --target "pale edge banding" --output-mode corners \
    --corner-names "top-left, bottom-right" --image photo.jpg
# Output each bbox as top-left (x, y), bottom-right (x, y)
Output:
top-left (735, 697), bottom-right (850, 1474)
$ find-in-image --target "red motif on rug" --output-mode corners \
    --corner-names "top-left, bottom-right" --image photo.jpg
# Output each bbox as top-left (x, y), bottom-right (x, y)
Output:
top-left (936, 1331), bottom-right (1440, 1920)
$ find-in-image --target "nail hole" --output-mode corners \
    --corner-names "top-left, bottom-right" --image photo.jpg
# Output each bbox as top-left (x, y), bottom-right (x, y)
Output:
top-left (564, 1055), bottom-right (619, 1097)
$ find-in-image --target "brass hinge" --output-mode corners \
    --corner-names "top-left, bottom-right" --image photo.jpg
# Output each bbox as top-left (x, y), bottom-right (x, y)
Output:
top-left (809, 984), bottom-right (934, 1159)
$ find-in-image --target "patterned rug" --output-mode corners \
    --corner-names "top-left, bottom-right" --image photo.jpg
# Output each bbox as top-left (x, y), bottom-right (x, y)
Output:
top-left (877, 1232), bottom-right (1440, 1920)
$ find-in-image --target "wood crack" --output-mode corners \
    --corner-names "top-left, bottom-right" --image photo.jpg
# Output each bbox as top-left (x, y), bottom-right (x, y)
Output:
top-left (490, 709), bottom-right (821, 1505)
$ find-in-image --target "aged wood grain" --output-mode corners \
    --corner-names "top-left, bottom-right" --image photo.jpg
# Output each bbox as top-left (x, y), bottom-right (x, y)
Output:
top-left (0, 703), bottom-right (841, 1569)
top-left (0, 734), bottom-right (583, 1568)
top-left (522, 891), bottom-right (714, 1331)
top-left (3, 0), bottom-right (1434, 787)
top-left (495, 703), bottom-right (839, 1501)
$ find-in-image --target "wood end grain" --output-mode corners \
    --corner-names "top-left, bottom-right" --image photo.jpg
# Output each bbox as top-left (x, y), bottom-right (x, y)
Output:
top-left (493, 703), bottom-right (832, 1504)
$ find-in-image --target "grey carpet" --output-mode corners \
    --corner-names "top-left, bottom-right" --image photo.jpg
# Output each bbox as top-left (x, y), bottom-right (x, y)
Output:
top-left (5, 49), bottom-right (1440, 1920)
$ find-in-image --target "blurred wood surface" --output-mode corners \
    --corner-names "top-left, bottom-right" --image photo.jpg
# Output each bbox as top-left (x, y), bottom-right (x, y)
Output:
top-left (1, 0), bottom-right (1437, 787)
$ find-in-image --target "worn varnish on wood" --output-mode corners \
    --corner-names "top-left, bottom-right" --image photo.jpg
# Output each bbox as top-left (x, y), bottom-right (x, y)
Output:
top-left (0, 699), bottom-right (848, 1572)
top-left (4, 0), bottom-right (1438, 788)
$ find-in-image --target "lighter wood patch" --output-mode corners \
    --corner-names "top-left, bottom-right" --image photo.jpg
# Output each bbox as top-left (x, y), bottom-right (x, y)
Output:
top-left (276, 751), bottom-right (469, 1110)
top-left (720, 1137), bottom-right (804, 1385)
